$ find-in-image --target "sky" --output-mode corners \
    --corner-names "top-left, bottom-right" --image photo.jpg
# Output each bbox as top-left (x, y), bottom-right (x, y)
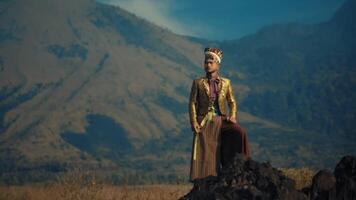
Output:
top-left (97, 0), bottom-right (346, 41)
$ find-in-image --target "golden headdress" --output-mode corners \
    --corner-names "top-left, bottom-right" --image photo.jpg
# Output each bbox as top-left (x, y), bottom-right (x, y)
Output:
top-left (204, 47), bottom-right (223, 63)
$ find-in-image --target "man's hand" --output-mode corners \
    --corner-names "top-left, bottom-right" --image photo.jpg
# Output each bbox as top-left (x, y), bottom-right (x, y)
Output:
top-left (191, 122), bottom-right (202, 134)
top-left (227, 116), bottom-right (237, 123)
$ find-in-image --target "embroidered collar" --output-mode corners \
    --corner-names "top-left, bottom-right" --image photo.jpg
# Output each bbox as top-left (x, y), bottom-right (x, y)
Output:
top-left (205, 72), bottom-right (221, 81)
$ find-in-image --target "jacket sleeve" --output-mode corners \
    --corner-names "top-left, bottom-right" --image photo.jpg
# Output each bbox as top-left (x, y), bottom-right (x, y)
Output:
top-left (189, 79), bottom-right (198, 127)
top-left (226, 79), bottom-right (237, 119)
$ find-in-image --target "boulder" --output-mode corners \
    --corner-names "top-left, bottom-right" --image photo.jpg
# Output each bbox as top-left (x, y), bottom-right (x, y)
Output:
top-left (334, 155), bottom-right (356, 200)
top-left (179, 154), bottom-right (356, 200)
top-left (179, 154), bottom-right (307, 200)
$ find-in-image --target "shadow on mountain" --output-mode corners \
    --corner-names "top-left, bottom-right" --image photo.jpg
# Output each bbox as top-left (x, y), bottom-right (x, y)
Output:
top-left (61, 114), bottom-right (132, 161)
top-left (47, 43), bottom-right (88, 60)
top-left (0, 83), bottom-right (45, 133)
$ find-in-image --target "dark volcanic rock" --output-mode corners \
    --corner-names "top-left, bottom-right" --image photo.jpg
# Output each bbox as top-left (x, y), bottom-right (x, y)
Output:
top-left (303, 155), bottom-right (356, 200)
top-left (333, 155), bottom-right (356, 200)
top-left (179, 154), bottom-right (307, 200)
top-left (303, 169), bottom-right (336, 200)
top-left (179, 154), bottom-right (356, 200)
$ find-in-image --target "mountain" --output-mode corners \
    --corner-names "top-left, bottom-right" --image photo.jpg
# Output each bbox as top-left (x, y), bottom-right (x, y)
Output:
top-left (209, 0), bottom-right (356, 170)
top-left (0, 0), bottom-right (355, 184)
top-left (216, 0), bottom-right (356, 163)
top-left (0, 0), bottom-right (206, 182)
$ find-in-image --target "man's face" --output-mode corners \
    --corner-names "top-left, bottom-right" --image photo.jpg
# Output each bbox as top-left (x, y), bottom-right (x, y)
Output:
top-left (204, 57), bottom-right (219, 73)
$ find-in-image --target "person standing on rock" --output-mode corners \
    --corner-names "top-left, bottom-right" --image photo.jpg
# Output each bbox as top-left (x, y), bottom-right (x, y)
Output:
top-left (188, 47), bottom-right (250, 183)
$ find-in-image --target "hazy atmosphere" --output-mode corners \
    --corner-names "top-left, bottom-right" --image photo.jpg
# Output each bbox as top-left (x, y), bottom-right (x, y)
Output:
top-left (98, 0), bottom-right (346, 39)
top-left (0, 0), bottom-right (355, 199)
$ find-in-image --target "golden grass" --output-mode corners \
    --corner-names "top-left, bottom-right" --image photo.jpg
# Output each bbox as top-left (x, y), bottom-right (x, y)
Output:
top-left (0, 184), bottom-right (192, 200)
top-left (0, 167), bottom-right (317, 199)
top-left (279, 167), bottom-right (316, 190)
top-left (0, 168), bottom-right (192, 200)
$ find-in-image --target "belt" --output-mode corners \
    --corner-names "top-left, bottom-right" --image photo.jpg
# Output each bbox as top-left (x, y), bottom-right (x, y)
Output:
top-left (199, 106), bottom-right (218, 129)
top-left (193, 104), bottom-right (219, 161)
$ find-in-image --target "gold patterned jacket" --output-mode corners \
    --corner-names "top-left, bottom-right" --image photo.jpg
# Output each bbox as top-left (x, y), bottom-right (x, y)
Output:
top-left (188, 74), bottom-right (237, 127)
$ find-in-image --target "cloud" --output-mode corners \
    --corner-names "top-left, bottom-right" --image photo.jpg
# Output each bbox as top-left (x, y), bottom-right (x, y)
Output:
top-left (97, 0), bottom-right (204, 37)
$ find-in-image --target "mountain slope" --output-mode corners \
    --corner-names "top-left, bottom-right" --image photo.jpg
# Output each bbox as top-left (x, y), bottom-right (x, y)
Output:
top-left (217, 0), bottom-right (356, 137)
top-left (0, 0), bottom-right (205, 173)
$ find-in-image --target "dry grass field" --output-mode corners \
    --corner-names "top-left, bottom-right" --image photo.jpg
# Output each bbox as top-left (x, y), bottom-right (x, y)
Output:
top-left (280, 167), bottom-right (316, 190)
top-left (0, 168), bottom-right (192, 200)
top-left (0, 167), bottom-right (316, 200)
top-left (0, 184), bottom-right (192, 200)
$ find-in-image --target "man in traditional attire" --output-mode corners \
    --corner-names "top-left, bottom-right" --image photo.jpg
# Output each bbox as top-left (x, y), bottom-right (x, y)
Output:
top-left (188, 47), bottom-right (250, 183)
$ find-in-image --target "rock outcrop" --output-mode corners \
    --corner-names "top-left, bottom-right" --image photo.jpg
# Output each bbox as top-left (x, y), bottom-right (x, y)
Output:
top-left (179, 154), bottom-right (356, 200)
top-left (303, 155), bottom-right (356, 200)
